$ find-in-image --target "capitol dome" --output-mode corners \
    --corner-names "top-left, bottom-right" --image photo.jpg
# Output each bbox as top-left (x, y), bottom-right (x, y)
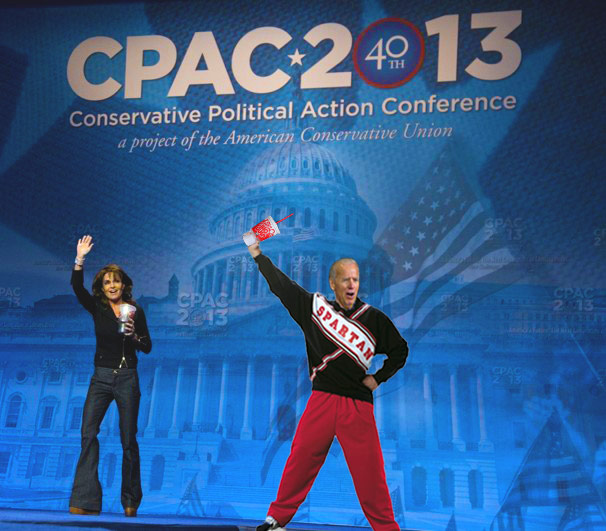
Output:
top-left (191, 141), bottom-right (390, 317)
top-left (233, 141), bottom-right (358, 195)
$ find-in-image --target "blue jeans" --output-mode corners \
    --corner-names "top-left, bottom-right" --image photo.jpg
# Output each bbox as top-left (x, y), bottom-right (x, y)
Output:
top-left (70, 367), bottom-right (142, 512)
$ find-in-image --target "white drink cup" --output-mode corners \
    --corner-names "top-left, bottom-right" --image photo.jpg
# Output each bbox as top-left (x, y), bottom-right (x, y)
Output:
top-left (118, 303), bottom-right (136, 334)
top-left (242, 216), bottom-right (280, 246)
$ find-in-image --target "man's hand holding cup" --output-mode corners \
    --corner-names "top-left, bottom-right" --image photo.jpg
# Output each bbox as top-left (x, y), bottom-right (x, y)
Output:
top-left (246, 238), bottom-right (261, 258)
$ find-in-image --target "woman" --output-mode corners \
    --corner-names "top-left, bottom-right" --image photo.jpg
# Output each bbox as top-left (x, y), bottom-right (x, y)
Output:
top-left (69, 235), bottom-right (152, 517)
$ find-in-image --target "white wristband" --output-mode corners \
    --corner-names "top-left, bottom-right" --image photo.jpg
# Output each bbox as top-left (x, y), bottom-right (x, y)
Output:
top-left (75, 256), bottom-right (85, 266)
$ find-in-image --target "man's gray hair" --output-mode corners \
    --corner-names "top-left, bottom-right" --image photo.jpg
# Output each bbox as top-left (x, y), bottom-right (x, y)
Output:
top-left (329, 258), bottom-right (359, 282)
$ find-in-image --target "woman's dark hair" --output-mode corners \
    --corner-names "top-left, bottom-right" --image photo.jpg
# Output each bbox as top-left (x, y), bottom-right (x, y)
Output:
top-left (92, 264), bottom-right (134, 305)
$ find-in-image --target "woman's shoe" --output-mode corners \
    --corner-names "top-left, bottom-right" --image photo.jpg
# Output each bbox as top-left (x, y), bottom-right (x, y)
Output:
top-left (69, 506), bottom-right (100, 515)
top-left (124, 507), bottom-right (137, 517)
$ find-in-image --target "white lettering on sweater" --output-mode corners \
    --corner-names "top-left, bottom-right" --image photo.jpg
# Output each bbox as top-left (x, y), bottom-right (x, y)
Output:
top-left (311, 293), bottom-right (375, 370)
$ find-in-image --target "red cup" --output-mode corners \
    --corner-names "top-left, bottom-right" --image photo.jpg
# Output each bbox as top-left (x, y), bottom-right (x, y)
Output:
top-left (243, 216), bottom-right (280, 245)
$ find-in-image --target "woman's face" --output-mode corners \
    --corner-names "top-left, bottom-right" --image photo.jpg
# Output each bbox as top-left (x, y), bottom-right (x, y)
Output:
top-left (102, 272), bottom-right (124, 303)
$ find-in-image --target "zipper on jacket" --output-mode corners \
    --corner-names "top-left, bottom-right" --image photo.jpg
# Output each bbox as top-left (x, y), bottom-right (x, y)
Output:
top-left (119, 336), bottom-right (128, 368)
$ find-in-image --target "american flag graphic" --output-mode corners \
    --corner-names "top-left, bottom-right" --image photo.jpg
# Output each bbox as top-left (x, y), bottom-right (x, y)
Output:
top-left (260, 368), bottom-right (310, 485)
top-left (445, 511), bottom-right (458, 531)
top-left (559, 502), bottom-right (606, 530)
top-left (177, 472), bottom-right (205, 517)
top-left (491, 410), bottom-right (606, 530)
top-left (378, 142), bottom-right (523, 343)
top-left (292, 227), bottom-right (316, 242)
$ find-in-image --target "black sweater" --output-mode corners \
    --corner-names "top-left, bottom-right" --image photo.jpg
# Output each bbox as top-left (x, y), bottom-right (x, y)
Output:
top-left (255, 254), bottom-right (408, 404)
top-left (71, 268), bottom-right (152, 368)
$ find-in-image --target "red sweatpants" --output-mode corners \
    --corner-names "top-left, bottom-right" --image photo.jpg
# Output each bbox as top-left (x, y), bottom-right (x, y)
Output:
top-left (268, 391), bottom-right (399, 531)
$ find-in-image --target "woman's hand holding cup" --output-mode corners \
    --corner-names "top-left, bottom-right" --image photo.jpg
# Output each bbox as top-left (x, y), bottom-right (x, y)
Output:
top-left (122, 317), bottom-right (135, 336)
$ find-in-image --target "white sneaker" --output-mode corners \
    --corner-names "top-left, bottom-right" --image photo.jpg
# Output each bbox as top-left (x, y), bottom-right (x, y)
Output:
top-left (256, 515), bottom-right (286, 530)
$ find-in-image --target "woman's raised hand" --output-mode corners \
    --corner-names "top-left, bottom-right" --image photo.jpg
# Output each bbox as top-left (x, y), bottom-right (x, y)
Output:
top-left (76, 235), bottom-right (94, 259)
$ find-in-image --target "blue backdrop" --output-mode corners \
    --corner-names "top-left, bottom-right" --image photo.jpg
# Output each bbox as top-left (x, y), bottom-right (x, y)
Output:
top-left (0, 1), bottom-right (604, 530)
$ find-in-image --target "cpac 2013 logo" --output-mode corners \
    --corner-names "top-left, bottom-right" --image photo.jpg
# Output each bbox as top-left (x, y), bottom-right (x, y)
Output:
top-left (67, 10), bottom-right (522, 101)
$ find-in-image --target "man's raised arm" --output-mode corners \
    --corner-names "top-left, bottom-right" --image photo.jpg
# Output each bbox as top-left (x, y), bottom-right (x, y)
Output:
top-left (247, 241), bottom-right (312, 326)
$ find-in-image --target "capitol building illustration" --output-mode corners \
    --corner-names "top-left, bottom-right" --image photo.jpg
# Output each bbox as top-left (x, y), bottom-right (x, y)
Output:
top-left (0, 140), bottom-right (603, 528)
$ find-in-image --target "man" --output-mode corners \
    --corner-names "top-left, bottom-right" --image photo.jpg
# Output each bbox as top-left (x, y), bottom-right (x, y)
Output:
top-left (247, 239), bottom-right (408, 531)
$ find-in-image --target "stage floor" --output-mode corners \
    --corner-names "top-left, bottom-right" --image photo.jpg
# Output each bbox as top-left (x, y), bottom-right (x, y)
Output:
top-left (0, 508), bottom-right (395, 531)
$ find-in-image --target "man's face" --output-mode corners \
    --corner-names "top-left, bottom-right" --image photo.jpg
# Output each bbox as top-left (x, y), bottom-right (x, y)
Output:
top-left (329, 262), bottom-right (359, 310)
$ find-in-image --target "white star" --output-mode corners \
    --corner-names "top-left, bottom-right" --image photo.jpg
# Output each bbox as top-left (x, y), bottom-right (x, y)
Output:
top-left (410, 246), bottom-right (419, 256)
top-left (417, 231), bottom-right (426, 241)
top-left (425, 182), bottom-right (432, 191)
top-left (430, 201), bottom-right (439, 210)
top-left (418, 196), bottom-right (425, 206)
top-left (395, 242), bottom-right (404, 250)
top-left (404, 226), bottom-right (411, 234)
top-left (0, 7), bottom-right (554, 280)
top-left (423, 216), bottom-right (433, 226)
top-left (403, 261), bottom-right (413, 271)
top-left (288, 49), bottom-right (306, 66)
top-left (0, 6), bottom-right (158, 172)
top-left (389, 256), bottom-right (396, 264)
top-left (432, 231), bottom-right (438, 239)
top-left (438, 186), bottom-right (445, 193)
top-left (410, 212), bottom-right (418, 220)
